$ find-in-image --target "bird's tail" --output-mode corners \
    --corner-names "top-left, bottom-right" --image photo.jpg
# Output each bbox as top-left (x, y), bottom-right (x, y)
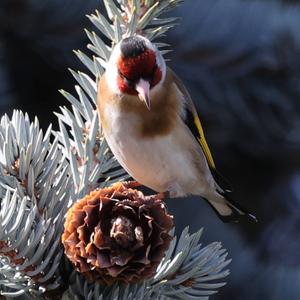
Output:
top-left (204, 192), bottom-right (257, 223)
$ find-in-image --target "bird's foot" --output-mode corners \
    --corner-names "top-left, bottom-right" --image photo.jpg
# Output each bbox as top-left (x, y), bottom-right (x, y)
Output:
top-left (154, 191), bottom-right (170, 200)
top-left (123, 180), bottom-right (142, 189)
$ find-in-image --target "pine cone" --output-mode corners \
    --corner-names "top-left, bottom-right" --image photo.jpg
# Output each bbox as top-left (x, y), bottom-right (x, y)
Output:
top-left (62, 182), bottom-right (173, 285)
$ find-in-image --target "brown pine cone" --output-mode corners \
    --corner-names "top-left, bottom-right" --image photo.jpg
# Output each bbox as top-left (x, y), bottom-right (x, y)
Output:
top-left (62, 182), bottom-right (173, 285)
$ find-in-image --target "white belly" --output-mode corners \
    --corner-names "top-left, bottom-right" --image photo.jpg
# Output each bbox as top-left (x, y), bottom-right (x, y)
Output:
top-left (102, 105), bottom-right (208, 196)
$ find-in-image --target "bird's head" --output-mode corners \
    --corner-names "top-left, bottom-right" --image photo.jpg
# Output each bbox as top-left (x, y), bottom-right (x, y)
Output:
top-left (106, 35), bottom-right (166, 110)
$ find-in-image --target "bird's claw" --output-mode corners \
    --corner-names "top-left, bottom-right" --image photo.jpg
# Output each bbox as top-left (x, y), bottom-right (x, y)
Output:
top-left (123, 180), bottom-right (142, 188)
top-left (154, 191), bottom-right (170, 200)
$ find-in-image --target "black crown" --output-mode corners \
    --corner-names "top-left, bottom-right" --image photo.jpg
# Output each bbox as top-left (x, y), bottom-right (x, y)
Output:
top-left (120, 36), bottom-right (147, 58)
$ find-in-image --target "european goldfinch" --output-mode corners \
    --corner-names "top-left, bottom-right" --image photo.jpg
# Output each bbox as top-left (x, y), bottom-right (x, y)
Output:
top-left (97, 35), bottom-right (256, 222)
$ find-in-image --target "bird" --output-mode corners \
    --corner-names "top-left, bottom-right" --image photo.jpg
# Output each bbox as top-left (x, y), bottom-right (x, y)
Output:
top-left (97, 34), bottom-right (256, 223)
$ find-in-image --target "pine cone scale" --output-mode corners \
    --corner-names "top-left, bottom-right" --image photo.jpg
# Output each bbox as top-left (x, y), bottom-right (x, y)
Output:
top-left (62, 182), bottom-right (173, 284)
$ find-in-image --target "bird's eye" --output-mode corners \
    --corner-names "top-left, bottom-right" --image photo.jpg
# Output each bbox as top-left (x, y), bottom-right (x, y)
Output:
top-left (119, 71), bottom-right (135, 88)
top-left (149, 65), bottom-right (161, 88)
top-left (151, 65), bottom-right (158, 77)
top-left (140, 65), bottom-right (158, 84)
top-left (124, 77), bottom-right (135, 88)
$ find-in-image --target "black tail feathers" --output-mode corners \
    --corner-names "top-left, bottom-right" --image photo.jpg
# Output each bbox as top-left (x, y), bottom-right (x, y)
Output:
top-left (204, 192), bottom-right (257, 223)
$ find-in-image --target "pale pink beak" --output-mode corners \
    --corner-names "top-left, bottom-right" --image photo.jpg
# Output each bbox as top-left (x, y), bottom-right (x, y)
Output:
top-left (135, 79), bottom-right (151, 110)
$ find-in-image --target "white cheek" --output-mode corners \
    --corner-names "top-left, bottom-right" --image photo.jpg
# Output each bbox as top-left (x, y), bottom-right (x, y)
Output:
top-left (156, 52), bottom-right (166, 83)
top-left (105, 66), bottom-right (120, 95)
top-left (105, 44), bottom-right (122, 95)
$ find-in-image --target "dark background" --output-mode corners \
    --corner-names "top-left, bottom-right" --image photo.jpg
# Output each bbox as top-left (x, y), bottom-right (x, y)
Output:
top-left (1, 0), bottom-right (300, 299)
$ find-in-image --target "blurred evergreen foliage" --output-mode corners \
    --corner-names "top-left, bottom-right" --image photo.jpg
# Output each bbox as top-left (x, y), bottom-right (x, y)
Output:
top-left (167, 0), bottom-right (300, 160)
top-left (0, 0), bottom-right (100, 128)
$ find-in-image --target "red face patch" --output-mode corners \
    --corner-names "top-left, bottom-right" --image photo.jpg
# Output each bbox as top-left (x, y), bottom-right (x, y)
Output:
top-left (117, 49), bottom-right (162, 95)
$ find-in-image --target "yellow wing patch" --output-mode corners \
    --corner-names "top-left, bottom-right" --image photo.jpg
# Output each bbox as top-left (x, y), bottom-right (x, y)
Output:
top-left (194, 116), bottom-right (216, 169)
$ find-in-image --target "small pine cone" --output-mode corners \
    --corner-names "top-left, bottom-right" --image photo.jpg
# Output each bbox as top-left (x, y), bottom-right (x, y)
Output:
top-left (62, 182), bottom-right (173, 285)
